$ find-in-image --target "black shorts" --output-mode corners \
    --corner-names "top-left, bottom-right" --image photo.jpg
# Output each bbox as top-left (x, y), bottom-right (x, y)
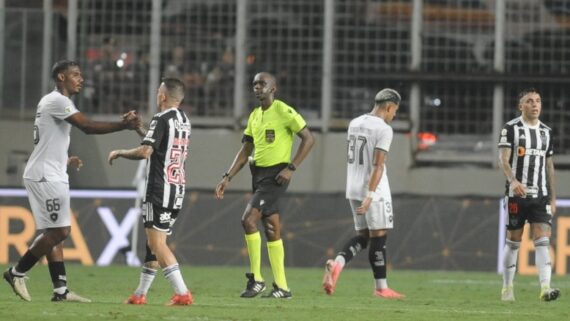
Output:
top-left (249, 163), bottom-right (289, 216)
top-left (142, 202), bottom-right (180, 234)
top-left (505, 196), bottom-right (553, 230)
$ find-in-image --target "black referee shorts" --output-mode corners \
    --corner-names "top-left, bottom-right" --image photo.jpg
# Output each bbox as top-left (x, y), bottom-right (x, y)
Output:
top-left (505, 196), bottom-right (553, 230)
top-left (249, 163), bottom-right (289, 217)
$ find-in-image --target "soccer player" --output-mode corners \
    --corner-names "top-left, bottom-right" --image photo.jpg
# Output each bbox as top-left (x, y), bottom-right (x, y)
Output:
top-left (498, 88), bottom-right (560, 302)
top-left (215, 72), bottom-right (314, 299)
top-left (108, 78), bottom-right (193, 306)
top-left (3, 60), bottom-right (140, 302)
top-left (322, 88), bottom-right (405, 299)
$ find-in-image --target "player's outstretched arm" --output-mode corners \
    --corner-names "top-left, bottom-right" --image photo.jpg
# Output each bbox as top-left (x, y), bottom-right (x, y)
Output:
top-left (108, 145), bottom-right (153, 165)
top-left (66, 110), bottom-right (141, 134)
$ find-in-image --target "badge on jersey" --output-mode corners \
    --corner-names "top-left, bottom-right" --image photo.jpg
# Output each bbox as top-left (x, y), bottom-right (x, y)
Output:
top-left (145, 120), bottom-right (157, 143)
top-left (175, 196), bottom-right (184, 208)
top-left (265, 129), bottom-right (275, 143)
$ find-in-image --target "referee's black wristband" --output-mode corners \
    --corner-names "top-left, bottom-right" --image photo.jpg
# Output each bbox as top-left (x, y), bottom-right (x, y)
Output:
top-left (287, 163), bottom-right (296, 171)
top-left (222, 172), bottom-right (232, 181)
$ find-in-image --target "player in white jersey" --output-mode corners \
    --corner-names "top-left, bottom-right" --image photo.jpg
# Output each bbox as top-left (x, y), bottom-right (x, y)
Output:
top-left (3, 60), bottom-right (140, 303)
top-left (322, 88), bottom-right (405, 299)
top-left (108, 78), bottom-right (193, 306)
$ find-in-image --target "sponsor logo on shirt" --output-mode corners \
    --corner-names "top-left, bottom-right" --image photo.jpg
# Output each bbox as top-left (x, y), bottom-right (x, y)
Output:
top-left (518, 148), bottom-right (546, 157)
top-left (174, 120), bottom-right (191, 132)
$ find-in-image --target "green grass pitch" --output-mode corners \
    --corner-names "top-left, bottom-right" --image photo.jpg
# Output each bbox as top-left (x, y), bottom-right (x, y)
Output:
top-left (0, 264), bottom-right (567, 321)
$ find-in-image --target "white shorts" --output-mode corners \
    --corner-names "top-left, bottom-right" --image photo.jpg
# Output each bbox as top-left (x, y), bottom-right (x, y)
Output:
top-left (24, 179), bottom-right (71, 229)
top-left (349, 195), bottom-right (394, 231)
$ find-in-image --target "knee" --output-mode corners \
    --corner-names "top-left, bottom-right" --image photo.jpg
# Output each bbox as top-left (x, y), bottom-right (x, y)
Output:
top-left (264, 222), bottom-right (279, 239)
top-left (241, 214), bottom-right (258, 231)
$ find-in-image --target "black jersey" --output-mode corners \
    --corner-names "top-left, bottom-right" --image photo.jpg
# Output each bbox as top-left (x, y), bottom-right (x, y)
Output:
top-left (142, 107), bottom-right (191, 209)
top-left (498, 116), bottom-right (553, 198)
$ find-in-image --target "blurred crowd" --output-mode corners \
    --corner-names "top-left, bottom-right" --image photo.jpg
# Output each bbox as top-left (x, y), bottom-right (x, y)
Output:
top-left (82, 36), bottom-right (237, 117)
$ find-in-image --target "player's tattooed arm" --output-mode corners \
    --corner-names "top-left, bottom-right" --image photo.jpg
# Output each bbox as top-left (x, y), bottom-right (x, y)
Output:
top-left (135, 124), bottom-right (148, 137)
top-left (108, 145), bottom-right (153, 165)
top-left (498, 147), bottom-right (526, 197)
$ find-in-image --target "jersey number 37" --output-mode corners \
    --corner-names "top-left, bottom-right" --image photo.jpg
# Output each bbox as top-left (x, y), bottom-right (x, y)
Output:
top-left (347, 134), bottom-right (367, 165)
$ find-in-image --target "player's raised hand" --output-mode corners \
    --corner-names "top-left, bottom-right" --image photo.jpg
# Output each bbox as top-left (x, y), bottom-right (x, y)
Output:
top-left (67, 156), bottom-right (83, 171)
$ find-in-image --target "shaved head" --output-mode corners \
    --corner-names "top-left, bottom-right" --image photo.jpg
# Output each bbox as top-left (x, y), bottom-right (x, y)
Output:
top-left (254, 72), bottom-right (276, 87)
top-left (161, 77), bottom-right (185, 102)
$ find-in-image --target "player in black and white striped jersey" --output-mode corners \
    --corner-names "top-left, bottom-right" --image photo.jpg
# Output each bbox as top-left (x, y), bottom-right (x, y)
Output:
top-left (141, 100), bottom-right (191, 211)
top-left (108, 78), bottom-right (193, 306)
top-left (498, 88), bottom-right (559, 302)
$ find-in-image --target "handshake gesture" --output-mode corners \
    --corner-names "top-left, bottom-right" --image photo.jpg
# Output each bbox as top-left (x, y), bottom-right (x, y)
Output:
top-left (122, 110), bottom-right (142, 130)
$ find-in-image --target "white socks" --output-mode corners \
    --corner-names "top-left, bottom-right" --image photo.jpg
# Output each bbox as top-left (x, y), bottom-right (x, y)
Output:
top-left (375, 278), bottom-right (388, 290)
top-left (502, 239), bottom-right (520, 288)
top-left (134, 266), bottom-right (157, 296)
top-left (503, 237), bottom-right (553, 290)
top-left (534, 237), bottom-right (551, 289)
top-left (163, 264), bottom-right (188, 295)
top-left (334, 255), bottom-right (346, 269)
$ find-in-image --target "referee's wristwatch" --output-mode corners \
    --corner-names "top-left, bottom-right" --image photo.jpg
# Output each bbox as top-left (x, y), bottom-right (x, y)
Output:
top-left (222, 172), bottom-right (232, 181)
top-left (287, 163), bottom-right (296, 171)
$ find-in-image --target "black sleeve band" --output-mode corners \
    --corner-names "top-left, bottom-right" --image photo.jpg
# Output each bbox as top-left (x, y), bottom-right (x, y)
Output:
top-left (295, 125), bottom-right (308, 136)
top-left (242, 134), bottom-right (254, 144)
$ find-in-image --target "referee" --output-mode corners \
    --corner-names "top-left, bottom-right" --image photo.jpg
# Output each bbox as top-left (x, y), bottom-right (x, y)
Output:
top-left (215, 72), bottom-right (314, 299)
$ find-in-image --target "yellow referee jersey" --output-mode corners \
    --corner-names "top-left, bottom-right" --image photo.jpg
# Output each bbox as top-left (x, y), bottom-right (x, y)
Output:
top-left (244, 99), bottom-right (307, 167)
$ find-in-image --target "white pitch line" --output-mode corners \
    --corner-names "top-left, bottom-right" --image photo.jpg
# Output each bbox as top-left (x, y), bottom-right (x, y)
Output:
top-left (193, 302), bottom-right (542, 317)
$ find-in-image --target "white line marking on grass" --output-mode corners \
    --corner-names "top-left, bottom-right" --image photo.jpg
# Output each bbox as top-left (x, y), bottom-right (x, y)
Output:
top-left (431, 279), bottom-right (570, 287)
top-left (195, 302), bottom-right (542, 317)
top-left (430, 279), bottom-right (500, 285)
